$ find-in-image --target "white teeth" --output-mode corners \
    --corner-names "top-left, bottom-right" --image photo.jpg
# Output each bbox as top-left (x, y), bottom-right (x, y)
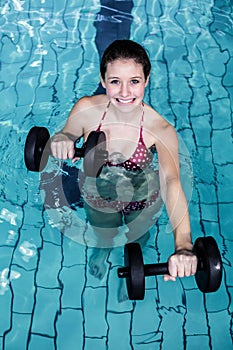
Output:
top-left (117, 98), bottom-right (134, 104)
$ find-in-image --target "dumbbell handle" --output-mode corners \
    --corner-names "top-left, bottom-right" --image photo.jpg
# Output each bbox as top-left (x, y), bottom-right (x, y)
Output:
top-left (118, 263), bottom-right (169, 278)
top-left (73, 146), bottom-right (85, 158)
top-left (73, 144), bottom-right (108, 159)
top-left (118, 260), bottom-right (205, 279)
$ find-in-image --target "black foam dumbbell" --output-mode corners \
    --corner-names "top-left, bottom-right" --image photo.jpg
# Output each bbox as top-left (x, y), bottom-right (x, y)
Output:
top-left (24, 126), bottom-right (108, 177)
top-left (118, 236), bottom-right (222, 300)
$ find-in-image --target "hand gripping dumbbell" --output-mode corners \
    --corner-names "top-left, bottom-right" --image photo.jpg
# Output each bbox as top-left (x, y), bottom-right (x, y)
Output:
top-left (24, 126), bottom-right (108, 177)
top-left (118, 236), bottom-right (222, 300)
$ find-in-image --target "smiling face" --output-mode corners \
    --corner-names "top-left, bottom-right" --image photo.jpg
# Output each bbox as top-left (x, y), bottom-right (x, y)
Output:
top-left (101, 59), bottom-right (149, 113)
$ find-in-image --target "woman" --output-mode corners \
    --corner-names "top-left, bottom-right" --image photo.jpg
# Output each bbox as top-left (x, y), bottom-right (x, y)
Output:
top-left (51, 40), bottom-right (197, 282)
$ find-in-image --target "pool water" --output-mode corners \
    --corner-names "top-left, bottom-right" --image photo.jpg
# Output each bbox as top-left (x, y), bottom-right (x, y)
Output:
top-left (0, 0), bottom-right (233, 349)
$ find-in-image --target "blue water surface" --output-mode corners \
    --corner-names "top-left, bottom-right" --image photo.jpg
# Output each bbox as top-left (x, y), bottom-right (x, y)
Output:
top-left (0, 0), bottom-right (232, 349)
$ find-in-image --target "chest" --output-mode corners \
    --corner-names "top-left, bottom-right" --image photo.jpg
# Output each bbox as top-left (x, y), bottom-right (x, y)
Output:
top-left (105, 125), bottom-right (155, 156)
top-left (101, 124), bottom-right (142, 157)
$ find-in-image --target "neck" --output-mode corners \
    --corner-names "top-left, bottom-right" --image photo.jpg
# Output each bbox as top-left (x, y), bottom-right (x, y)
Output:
top-left (108, 101), bottom-right (144, 123)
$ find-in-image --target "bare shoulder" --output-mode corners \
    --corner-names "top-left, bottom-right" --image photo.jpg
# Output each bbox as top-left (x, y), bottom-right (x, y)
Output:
top-left (66, 94), bottom-right (109, 134)
top-left (144, 103), bottom-right (178, 145)
top-left (71, 94), bottom-right (108, 113)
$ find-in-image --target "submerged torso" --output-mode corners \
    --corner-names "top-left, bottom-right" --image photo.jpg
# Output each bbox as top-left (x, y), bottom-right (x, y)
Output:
top-left (82, 101), bottom-right (161, 214)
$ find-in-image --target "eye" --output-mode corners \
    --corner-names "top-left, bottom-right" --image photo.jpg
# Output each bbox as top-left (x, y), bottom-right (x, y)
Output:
top-left (131, 79), bottom-right (140, 84)
top-left (110, 79), bottom-right (120, 85)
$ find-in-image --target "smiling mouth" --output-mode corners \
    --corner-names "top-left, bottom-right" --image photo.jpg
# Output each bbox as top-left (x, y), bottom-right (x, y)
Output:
top-left (116, 98), bottom-right (136, 104)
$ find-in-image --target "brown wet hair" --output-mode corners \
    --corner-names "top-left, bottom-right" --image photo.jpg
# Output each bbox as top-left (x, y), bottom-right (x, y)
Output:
top-left (100, 40), bottom-right (151, 81)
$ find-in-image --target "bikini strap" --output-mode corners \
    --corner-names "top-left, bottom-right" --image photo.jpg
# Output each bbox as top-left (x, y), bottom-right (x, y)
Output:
top-left (139, 102), bottom-right (145, 139)
top-left (96, 101), bottom-right (111, 132)
top-left (97, 101), bottom-right (145, 138)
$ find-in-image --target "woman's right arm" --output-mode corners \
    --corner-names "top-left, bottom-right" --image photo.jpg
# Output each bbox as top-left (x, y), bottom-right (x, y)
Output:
top-left (50, 97), bottom-right (88, 160)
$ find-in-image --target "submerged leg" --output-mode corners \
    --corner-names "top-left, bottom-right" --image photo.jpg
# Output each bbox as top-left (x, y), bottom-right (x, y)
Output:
top-left (88, 247), bottom-right (111, 280)
top-left (84, 202), bottom-right (123, 279)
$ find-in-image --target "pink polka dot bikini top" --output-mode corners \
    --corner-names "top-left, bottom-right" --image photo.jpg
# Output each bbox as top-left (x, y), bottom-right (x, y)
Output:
top-left (96, 102), bottom-right (153, 171)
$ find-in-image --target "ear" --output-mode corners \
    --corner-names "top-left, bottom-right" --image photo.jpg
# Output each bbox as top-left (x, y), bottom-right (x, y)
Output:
top-left (145, 74), bottom-right (150, 87)
top-left (100, 75), bottom-right (106, 89)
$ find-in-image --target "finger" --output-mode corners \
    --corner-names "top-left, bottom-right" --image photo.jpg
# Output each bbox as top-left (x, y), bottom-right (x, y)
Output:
top-left (169, 254), bottom-right (186, 278)
top-left (177, 261), bottom-right (185, 278)
top-left (191, 255), bottom-right (198, 276)
top-left (168, 256), bottom-right (178, 278)
top-left (184, 260), bottom-right (192, 277)
top-left (59, 142), bottom-right (72, 159)
top-left (62, 142), bottom-right (70, 159)
top-left (50, 142), bottom-right (58, 158)
top-left (72, 157), bottom-right (80, 163)
top-left (179, 255), bottom-right (192, 277)
top-left (164, 274), bottom-right (176, 282)
top-left (53, 142), bottom-right (62, 159)
top-left (183, 255), bottom-right (198, 277)
top-left (58, 145), bottom-right (65, 159)
top-left (67, 146), bottom-right (75, 159)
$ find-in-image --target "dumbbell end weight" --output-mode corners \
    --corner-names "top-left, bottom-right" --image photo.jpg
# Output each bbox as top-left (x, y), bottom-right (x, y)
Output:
top-left (118, 244), bottom-right (170, 300)
top-left (24, 126), bottom-right (50, 172)
top-left (194, 236), bottom-right (222, 293)
top-left (83, 131), bottom-right (107, 177)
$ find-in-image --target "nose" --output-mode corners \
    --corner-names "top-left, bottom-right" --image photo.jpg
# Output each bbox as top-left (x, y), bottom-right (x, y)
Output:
top-left (120, 82), bottom-right (130, 97)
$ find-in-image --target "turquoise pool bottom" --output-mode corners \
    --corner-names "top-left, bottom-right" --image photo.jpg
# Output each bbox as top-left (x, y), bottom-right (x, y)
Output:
top-left (0, 193), bottom-right (232, 350)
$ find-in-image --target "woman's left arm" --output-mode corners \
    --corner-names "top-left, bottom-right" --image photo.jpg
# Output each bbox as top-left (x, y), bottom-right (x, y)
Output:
top-left (156, 122), bottom-right (197, 281)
